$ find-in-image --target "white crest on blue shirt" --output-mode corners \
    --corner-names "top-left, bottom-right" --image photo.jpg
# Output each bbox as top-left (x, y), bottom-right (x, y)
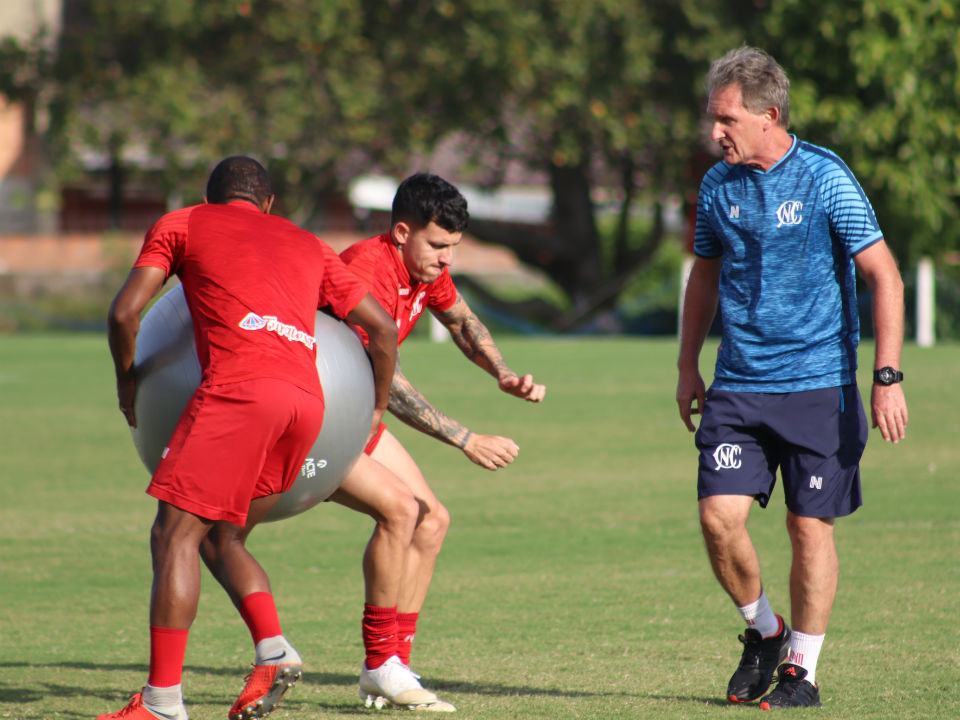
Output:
top-left (776, 200), bottom-right (803, 227)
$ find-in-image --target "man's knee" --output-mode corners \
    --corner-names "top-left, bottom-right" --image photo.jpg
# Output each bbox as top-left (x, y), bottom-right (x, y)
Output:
top-left (378, 486), bottom-right (421, 535)
top-left (414, 501), bottom-right (450, 550)
top-left (786, 512), bottom-right (835, 548)
top-left (699, 498), bottom-right (733, 537)
top-left (699, 495), bottom-right (751, 544)
top-left (204, 522), bottom-right (247, 557)
top-left (150, 504), bottom-right (211, 560)
top-left (151, 516), bottom-right (199, 565)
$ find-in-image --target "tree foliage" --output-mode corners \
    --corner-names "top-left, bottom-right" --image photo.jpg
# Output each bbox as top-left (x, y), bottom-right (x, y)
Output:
top-left (2, 0), bottom-right (957, 326)
top-left (758, 0), bottom-right (960, 263)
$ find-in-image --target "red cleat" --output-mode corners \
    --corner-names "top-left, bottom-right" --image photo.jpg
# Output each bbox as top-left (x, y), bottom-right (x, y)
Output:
top-left (96, 692), bottom-right (188, 720)
top-left (229, 662), bottom-right (302, 720)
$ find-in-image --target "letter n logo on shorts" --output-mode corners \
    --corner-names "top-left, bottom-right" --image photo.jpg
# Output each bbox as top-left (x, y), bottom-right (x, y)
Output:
top-left (713, 443), bottom-right (742, 471)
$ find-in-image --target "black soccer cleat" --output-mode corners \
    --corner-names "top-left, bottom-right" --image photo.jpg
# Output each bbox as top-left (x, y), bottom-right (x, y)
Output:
top-left (726, 616), bottom-right (791, 703)
top-left (759, 663), bottom-right (822, 710)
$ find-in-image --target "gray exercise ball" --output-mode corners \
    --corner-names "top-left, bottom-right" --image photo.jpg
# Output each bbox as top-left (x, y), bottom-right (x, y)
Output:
top-left (130, 284), bottom-right (373, 522)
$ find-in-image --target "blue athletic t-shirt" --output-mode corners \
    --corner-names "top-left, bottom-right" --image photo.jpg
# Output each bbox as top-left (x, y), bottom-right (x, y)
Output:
top-left (694, 136), bottom-right (883, 392)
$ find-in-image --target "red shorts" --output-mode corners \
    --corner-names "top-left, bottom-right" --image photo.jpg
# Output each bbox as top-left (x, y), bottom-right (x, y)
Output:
top-left (364, 421), bottom-right (387, 456)
top-left (147, 378), bottom-right (325, 525)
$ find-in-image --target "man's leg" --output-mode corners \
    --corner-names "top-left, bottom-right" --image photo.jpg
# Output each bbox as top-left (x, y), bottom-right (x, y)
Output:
top-left (201, 494), bottom-right (280, 606)
top-left (98, 502), bottom-right (209, 720)
top-left (150, 502), bottom-right (213, 627)
top-left (329, 454), bottom-right (421, 609)
top-left (329, 453), bottom-right (420, 677)
top-left (200, 494), bottom-right (305, 720)
top-left (759, 385), bottom-right (865, 709)
top-left (370, 430), bottom-right (450, 622)
top-left (699, 494), bottom-right (790, 704)
top-left (754, 512), bottom-right (836, 710)
top-left (699, 494), bottom-right (761, 605)
top-left (786, 512), bottom-right (837, 637)
top-left (329, 435), bottom-right (453, 711)
top-left (369, 431), bottom-right (453, 711)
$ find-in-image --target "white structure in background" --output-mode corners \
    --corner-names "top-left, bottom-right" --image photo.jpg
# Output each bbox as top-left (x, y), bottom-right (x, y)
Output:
top-left (0, 0), bottom-right (62, 234)
top-left (349, 174), bottom-right (553, 225)
top-left (916, 257), bottom-right (935, 347)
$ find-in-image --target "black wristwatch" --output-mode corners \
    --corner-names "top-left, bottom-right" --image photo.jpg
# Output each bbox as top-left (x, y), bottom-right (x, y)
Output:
top-left (873, 366), bottom-right (903, 386)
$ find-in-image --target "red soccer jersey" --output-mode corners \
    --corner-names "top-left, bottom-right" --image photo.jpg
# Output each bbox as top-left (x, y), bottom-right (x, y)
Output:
top-left (340, 233), bottom-right (458, 345)
top-left (134, 201), bottom-right (368, 396)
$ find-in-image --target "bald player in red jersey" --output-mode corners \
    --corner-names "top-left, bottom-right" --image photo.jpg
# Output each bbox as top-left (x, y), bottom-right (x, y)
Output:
top-left (329, 173), bottom-right (547, 712)
top-left (100, 156), bottom-right (397, 720)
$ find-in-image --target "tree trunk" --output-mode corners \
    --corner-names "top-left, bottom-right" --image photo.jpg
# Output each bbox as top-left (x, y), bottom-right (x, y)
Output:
top-left (547, 162), bottom-right (604, 310)
top-left (466, 161), bottom-right (604, 308)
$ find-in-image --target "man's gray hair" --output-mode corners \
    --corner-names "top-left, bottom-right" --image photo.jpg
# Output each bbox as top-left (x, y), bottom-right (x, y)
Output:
top-left (706, 45), bottom-right (791, 129)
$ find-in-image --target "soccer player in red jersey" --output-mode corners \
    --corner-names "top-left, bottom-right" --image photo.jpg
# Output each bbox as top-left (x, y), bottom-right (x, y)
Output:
top-left (100, 156), bottom-right (398, 720)
top-left (330, 173), bottom-right (547, 711)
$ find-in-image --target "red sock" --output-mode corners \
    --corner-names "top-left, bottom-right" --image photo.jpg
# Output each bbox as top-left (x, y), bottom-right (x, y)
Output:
top-left (239, 592), bottom-right (283, 644)
top-left (396, 612), bottom-right (418, 666)
top-left (362, 604), bottom-right (397, 669)
top-left (148, 626), bottom-right (189, 687)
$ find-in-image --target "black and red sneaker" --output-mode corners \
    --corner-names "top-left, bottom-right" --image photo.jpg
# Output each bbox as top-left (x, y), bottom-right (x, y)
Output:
top-left (759, 663), bottom-right (822, 710)
top-left (726, 616), bottom-right (791, 703)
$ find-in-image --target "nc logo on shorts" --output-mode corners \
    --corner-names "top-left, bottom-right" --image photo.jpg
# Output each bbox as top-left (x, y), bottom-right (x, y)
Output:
top-left (713, 443), bottom-right (742, 471)
top-left (238, 312), bottom-right (267, 330)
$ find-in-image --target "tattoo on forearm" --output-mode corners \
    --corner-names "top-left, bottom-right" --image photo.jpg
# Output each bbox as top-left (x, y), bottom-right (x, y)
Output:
top-left (387, 370), bottom-right (470, 448)
top-left (439, 298), bottom-right (509, 377)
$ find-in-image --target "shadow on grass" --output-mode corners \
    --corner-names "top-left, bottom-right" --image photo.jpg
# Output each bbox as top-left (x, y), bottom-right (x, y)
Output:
top-left (0, 661), bottom-right (730, 715)
top-left (646, 694), bottom-right (732, 707)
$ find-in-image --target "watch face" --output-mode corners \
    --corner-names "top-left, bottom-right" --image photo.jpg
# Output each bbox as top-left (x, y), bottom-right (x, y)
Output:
top-left (875, 367), bottom-right (901, 385)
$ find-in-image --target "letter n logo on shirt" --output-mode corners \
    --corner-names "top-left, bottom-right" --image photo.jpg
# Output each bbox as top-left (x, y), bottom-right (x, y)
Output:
top-left (729, 205), bottom-right (740, 219)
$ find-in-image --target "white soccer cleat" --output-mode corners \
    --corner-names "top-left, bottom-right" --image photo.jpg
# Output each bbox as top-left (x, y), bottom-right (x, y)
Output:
top-left (358, 656), bottom-right (455, 711)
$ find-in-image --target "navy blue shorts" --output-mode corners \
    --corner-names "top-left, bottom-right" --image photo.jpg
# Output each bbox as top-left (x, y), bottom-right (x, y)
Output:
top-left (695, 385), bottom-right (867, 518)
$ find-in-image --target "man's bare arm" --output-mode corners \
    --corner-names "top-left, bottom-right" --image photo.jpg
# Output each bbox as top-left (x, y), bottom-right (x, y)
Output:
top-left (433, 295), bottom-right (507, 376)
top-left (433, 294), bottom-right (546, 402)
top-left (387, 361), bottom-right (520, 470)
top-left (387, 362), bottom-right (471, 448)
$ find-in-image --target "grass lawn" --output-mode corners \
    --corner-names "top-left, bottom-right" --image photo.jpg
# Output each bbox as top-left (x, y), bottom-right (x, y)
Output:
top-left (0, 333), bottom-right (957, 719)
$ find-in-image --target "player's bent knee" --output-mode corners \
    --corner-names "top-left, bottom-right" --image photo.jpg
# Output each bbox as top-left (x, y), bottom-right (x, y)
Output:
top-left (379, 489), bottom-right (420, 535)
top-left (150, 521), bottom-right (203, 566)
top-left (414, 501), bottom-right (450, 549)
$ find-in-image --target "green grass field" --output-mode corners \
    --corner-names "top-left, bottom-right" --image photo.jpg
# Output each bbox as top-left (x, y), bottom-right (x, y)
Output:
top-left (1, 334), bottom-right (958, 719)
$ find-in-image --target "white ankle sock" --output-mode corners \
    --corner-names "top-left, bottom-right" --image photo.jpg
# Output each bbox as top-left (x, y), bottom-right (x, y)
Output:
top-left (255, 635), bottom-right (301, 665)
top-left (142, 682), bottom-right (183, 709)
top-left (737, 590), bottom-right (780, 637)
top-left (787, 631), bottom-right (824, 684)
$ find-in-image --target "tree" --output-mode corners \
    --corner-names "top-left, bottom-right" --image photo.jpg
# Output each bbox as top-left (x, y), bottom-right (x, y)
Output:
top-left (351, 1), bottom-right (737, 327)
top-left (5, 0), bottom-right (740, 328)
top-left (3, 0), bottom-right (955, 328)
top-left (758, 0), bottom-right (960, 264)
top-left (43, 1), bottom-right (399, 223)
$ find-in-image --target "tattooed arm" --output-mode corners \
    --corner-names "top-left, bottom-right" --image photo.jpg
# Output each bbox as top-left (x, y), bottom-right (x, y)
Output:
top-left (388, 360), bottom-right (520, 470)
top-left (388, 361), bottom-right (471, 448)
top-left (432, 293), bottom-right (546, 402)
